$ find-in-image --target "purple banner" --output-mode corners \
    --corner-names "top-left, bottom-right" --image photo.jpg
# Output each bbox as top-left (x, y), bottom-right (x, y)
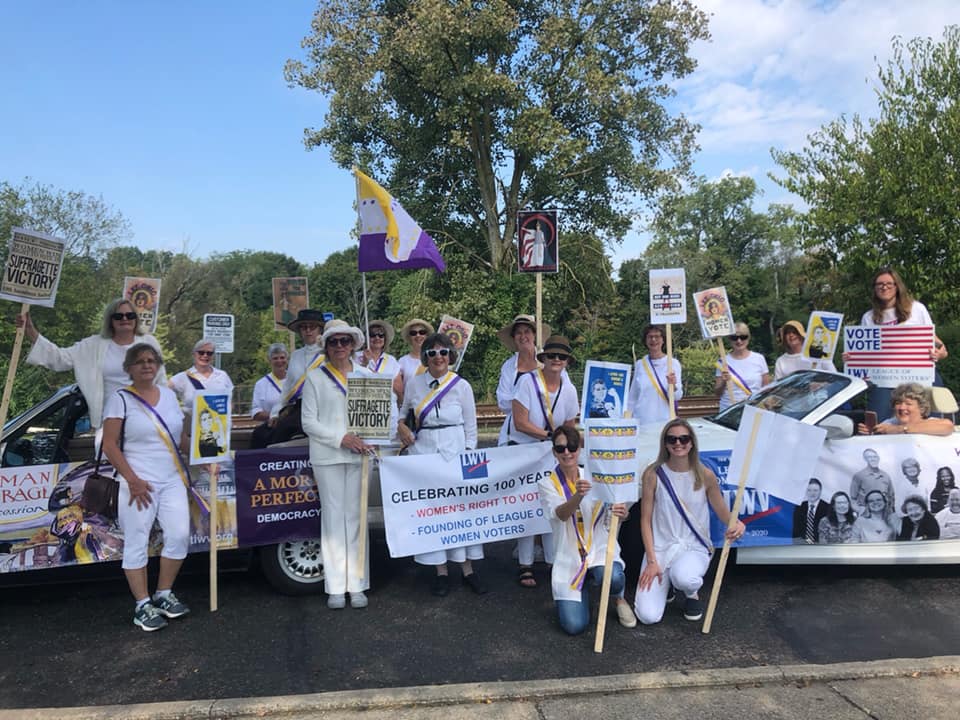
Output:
top-left (234, 447), bottom-right (321, 546)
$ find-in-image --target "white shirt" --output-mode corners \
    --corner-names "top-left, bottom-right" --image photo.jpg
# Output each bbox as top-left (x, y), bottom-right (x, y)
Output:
top-left (539, 468), bottom-right (622, 601)
top-left (401, 372), bottom-right (477, 457)
top-left (935, 507), bottom-right (960, 539)
top-left (774, 352), bottom-right (837, 380)
top-left (354, 351), bottom-right (401, 378)
top-left (169, 366), bottom-right (234, 413)
top-left (272, 344), bottom-right (323, 417)
top-left (860, 300), bottom-right (933, 327)
top-left (626, 355), bottom-right (683, 424)
top-left (103, 387), bottom-right (184, 486)
top-left (398, 353), bottom-right (426, 389)
top-left (508, 371), bottom-right (579, 444)
top-left (651, 465), bottom-right (711, 568)
top-left (717, 352), bottom-right (769, 411)
top-left (250, 373), bottom-right (284, 418)
top-left (102, 340), bottom-right (136, 399)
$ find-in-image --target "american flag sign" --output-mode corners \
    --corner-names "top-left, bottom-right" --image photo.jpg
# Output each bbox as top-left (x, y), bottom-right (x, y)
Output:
top-left (843, 325), bottom-right (935, 388)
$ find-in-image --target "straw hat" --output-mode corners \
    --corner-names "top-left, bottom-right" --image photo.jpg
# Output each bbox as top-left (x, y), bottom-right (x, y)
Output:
top-left (320, 319), bottom-right (364, 349)
top-left (400, 318), bottom-right (435, 345)
top-left (366, 319), bottom-right (395, 348)
top-left (777, 320), bottom-right (806, 344)
top-left (497, 314), bottom-right (551, 352)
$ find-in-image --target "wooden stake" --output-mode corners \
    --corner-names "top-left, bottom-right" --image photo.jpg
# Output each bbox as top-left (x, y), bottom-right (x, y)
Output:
top-left (593, 514), bottom-right (620, 653)
top-left (666, 324), bottom-right (676, 420)
top-left (209, 463), bottom-right (219, 612)
top-left (716, 338), bottom-right (736, 405)
top-left (535, 273), bottom-right (543, 348)
top-left (701, 411), bottom-right (763, 633)
top-left (358, 451), bottom-right (371, 581)
top-left (0, 303), bottom-right (29, 430)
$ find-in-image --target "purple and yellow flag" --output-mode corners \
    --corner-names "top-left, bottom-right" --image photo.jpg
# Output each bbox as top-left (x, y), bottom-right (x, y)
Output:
top-left (354, 168), bottom-right (445, 273)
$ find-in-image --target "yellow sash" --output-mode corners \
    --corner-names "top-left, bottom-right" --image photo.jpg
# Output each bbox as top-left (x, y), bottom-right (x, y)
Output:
top-left (641, 357), bottom-right (669, 404)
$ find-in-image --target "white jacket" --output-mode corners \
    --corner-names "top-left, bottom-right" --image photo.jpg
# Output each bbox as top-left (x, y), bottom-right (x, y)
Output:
top-left (26, 333), bottom-right (166, 428)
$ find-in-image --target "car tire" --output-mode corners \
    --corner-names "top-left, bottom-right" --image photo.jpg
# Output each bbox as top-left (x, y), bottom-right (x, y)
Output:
top-left (259, 539), bottom-right (325, 596)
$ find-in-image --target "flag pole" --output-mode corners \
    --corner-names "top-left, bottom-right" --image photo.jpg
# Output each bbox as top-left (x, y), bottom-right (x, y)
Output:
top-left (536, 273), bottom-right (543, 348)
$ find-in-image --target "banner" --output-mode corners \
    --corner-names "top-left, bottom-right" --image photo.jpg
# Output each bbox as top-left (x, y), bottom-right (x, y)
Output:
top-left (843, 325), bottom-right (935, 388)
top-left (583, 419), bottom-right (641, 505)
top-left (438, 314), bottom-right (475, 371)
top-left (123, 277), bottom-right (161, 334)
top-left (581, 360), bottom-right (631, 420)
top-left (649, 268), bottom-right (687, 324)
top-left (693, 286), bottom-right (734, 338)
top-left (272, 277), bottom-right (309, 330)
top-left (190, 392), bottom-right (231, 465)
top-left (0, 228), bottom-right (66, 307)
top-left (233, 448), bottom-right (320, 547)
top-left (346, 375), bottom-right (394, 443)
top-left (803, 311), bottom-right (843, 362)
top-left (517, 210), bottom-right (559, 273)
top-left (379, 443), bottom-right (554, 558)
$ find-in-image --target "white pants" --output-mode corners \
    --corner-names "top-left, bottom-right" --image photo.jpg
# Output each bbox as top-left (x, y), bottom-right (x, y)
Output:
top-left (318, 462), bottom-right (369, 594)
top-left (634, 549), bottom-right (710, 625)
top-left (415, 544), bottom-right (484, 566)
top-left (517, 532), bottom-right (555, 566)
top-left (117, 477), bottom-right (189, 569)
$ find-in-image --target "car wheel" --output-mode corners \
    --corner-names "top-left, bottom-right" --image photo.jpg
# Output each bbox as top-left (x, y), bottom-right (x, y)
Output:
top-left (259, 539), bottom-right (324, 595)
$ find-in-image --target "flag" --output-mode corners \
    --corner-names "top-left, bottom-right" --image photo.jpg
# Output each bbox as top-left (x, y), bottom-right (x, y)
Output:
top-left (354, 169), bottom-right (445, 273)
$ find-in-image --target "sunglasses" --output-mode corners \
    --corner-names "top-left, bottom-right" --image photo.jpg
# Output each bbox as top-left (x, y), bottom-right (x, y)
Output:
top-left (196, 349), bottom-right (214, 357)
top-left (409, 329), bottom-right (428, 336)
top-left (327, 336), bottom-right (353, 347)
top-left (426, 348), bottom-right (450, 358)
top-left (112, 312), bottom-right (138, 321)
top-left (665, 434), bottom-right (693, 446)
top-left (369, 332), bottom-right (385, 339)
top-left (543, 353), bottom-right (569, 361)
top-left (729, 334), bottom-right (750, 342)
top-left (553, 444), bottom-right (577, 454)
top-left (299, 323), bottom-right (321, 332)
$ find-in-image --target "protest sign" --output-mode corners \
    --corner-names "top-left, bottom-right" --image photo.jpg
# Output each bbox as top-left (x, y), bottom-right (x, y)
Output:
top-left (203, 313), bottom-right (234, 354)
top-left (346, 375), bottom-right (393, 444)
top-left (0, 228), bottom-right (65, 307)
top-left (123, 277), bottom-right (161, 334)
top-left (272, 277), bottom-right (309, 330)
top-left (438, 315), bottom-right (475, 371)
top-left (581, 360), bottom-right (631, 420)
top-left (379, 443), bottom-right (554, 558)
top-left (583, 419), bottom-right (641, 505)
top-left (649, 268), bottom-right (687, 324)
top-left (843, 325), bottom-right (935, 388)
top-left (693, 287), bottom-right (734, 339)
top-left (190, 392), bottom-right (231, 465)
top-left (803, 311), bottom-right (843, 362)
top-left (517, 210), bottom-right (558, 273)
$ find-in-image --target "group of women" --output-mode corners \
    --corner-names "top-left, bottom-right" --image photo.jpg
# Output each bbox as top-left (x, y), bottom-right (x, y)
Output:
top-left (13, 264), bottom-right (953, 636)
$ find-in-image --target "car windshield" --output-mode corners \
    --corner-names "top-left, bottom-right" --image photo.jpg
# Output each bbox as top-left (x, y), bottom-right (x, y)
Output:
top-left (711, 371), bottom-right (854, 429)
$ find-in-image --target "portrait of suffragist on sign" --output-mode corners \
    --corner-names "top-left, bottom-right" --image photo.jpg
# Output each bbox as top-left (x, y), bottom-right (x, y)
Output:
top-left (190, 393), bottom-right (231, 465)
top-left (581, 360), bottom-right (631, 420)
top-left (693, 287), bottom-right (734, 338)
top-left (517, 210), bottom-right (558, 273)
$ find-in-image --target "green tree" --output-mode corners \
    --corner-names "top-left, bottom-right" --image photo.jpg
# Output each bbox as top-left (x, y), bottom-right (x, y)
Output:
top-left (286, 0), bottom-right (709, 270)
top-left (771, 26), bottom-right (960, 325)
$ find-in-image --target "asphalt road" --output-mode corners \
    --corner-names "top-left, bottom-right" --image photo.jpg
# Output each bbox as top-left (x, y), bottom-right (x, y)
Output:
top-left (1, 537), bottom-right (958, 710)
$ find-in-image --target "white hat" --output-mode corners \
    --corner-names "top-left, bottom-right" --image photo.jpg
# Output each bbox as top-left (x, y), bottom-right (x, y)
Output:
top-left (320, 319), bottom-right (364, 350)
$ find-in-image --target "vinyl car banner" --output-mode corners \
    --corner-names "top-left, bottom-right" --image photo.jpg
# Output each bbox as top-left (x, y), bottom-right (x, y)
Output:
top-left (123, 277), bottom-right (161, 334)
top-left (693, 286), bottom-right (734, 338)
top-left (583, 419), bottom-right (641, 505)
top-left (380, 443), bottom-right (554, 558)
top-left (0, 228), bottom-right (66, 307)
top-left (649, 268), bottom-right (687, 324)
top-left (843, 325), bottom-right (936, 388)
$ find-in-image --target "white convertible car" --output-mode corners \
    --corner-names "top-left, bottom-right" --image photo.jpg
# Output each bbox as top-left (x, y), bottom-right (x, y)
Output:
top-left (635, 370), bottom-right (960, 565)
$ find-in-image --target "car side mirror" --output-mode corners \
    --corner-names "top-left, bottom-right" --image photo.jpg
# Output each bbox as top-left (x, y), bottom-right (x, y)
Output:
top-left (820, 413), bottom-right (854, 440)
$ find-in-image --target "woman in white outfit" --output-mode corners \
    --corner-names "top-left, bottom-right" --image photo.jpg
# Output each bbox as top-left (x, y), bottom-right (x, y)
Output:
top-left (715, 322), bottom-right (770, 412)
top-left (509, 335), bottom-right (580, 588)
top-left (394, 318), bottom-right (433, 405)
top-left (495, 314), bottom-right (549, 446)
top-left (626, 324), bottom-right (682, 424)
top-left (398, 333), bottom-right (486, 597)
top-left (774, 320), bottom-right (836, 380)
top-left (16, 298), bottom-right (165, 431)
top-left (539, 426), bottom-right (636, 634)
top-left (356, 319), bottom-right (401, 381)
top-left (101, 344), bottom-right (190, 632)
top-left (301, 320), bottom-right (396, 610)
top-left (635, 419), bottom-right (744, 624)
top-left (250, 343), bottom-right (288, 422)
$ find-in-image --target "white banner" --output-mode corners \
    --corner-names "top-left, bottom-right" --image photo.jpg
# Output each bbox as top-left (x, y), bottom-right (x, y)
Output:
top-left (380, 443), bottom-right (554, 558)
top-left (843, 325), bottom-right (935, 388)
top-left (583, 419), bottom-right (641, 505)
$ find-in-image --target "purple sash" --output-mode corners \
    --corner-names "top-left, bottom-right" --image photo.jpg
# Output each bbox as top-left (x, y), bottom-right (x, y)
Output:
top-left (531, 371), bottom-right (562, 433)
top-left (415, 374), bottom-right (461, 429)
top-left (655, 466), bottom-right (711, 552)
top-left (319, 363), bottom-right (348, 397)
top-left (265, 374), bottom-right (282, 393)
top-left (648, 358), bottom-right (680, 413)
